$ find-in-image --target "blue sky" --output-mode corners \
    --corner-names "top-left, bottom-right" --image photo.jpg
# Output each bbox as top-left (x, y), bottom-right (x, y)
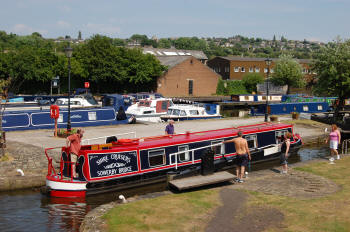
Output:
top-left (1, 0), bottom-right (349, 42)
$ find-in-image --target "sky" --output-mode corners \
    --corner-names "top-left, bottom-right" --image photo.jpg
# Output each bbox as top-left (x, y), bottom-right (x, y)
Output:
top-left (0, 0), bottom-right (349, 42)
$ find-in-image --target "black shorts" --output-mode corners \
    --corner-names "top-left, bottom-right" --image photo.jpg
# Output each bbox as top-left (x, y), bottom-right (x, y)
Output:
top-left (237, 154), bottom-right (249, 167)
top-left (280, 154), bottom-right (288, 165)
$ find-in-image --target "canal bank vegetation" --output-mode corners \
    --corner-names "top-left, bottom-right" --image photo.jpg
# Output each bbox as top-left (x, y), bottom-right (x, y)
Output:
top-left (248, 156), bottom-right (350, 232)
top-left (103, 189), bottom-right (220, 232)
top-left (103, 155), bottom-right (350, 232)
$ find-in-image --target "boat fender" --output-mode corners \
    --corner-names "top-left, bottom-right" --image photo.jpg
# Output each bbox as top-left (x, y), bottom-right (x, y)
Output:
top-left (16, 169), bottom-right (24, 176)
top-left (119, 195), bottom-right (127, 203)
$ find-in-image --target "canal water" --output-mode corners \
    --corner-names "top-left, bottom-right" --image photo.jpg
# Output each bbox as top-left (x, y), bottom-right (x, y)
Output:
top-left (0, 146), bottom-right (329, 232)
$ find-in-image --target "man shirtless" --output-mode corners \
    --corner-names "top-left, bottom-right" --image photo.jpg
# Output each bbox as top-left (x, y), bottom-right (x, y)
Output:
top-left (223, 130), bottom-right (251, 183)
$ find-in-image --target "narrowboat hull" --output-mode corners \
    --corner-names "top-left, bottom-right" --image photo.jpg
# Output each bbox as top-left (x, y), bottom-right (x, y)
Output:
top-left (43, 123), bottom-right (302, 198)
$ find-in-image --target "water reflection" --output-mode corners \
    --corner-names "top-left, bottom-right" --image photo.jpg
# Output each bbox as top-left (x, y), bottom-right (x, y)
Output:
top-left (0, 146), bottom-right (328, 232)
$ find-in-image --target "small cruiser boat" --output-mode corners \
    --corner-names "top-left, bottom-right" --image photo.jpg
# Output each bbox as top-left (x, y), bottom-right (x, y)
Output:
top-left (43, 122), bottom-right (302, 198)
top-left (55, 94), bottom-right (100, 108)
top-left (125, 98), bottom-right (173, 122)
top-left (160, 104), bottom-right (221, 121)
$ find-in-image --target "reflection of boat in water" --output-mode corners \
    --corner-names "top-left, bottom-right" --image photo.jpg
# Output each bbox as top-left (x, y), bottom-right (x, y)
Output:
top-left (160, 103), bottom-right (221, 121)
top-left (42, 122), bottom-right (302, 198)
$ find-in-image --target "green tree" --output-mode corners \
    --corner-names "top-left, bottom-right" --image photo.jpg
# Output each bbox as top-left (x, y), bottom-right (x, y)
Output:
top-left (242, 72), bottom-right (264, 93)
top-left (312, 39), bottom-right (350, 120)
top-left (216, 78), bottom-right (226, 95)
top-left (270, 54), bottom-right (304, 94)
top-left (158, 38), bottom-right (171, 48)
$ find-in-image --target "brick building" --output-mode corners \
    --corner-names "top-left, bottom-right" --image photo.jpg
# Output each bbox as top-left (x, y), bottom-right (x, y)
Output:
top-left (207, 56), bottom-right (314, 82)
top-left (143, 48), bottom-right (220, 97)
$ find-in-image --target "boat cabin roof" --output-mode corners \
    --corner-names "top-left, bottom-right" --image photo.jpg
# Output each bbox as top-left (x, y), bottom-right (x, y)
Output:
top-left (81, 123), bottom-right (293, 152)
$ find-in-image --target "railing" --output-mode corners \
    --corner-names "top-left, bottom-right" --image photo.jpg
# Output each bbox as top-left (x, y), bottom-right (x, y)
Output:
top-left (82, 132), bottom-right (136, 145)
top-left (45, 147), bottom-right (75, 181)
top-left (342, 139), bottom-right (350, 154)
top-left (169, 143), bottom-right (224, 170)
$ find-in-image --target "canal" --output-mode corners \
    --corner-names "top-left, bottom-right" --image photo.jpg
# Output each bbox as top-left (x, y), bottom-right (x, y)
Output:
top-left (0, 146), bottom-right (328, 232)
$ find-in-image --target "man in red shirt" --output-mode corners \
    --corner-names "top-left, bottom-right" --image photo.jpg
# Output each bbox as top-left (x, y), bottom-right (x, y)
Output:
top-left (66, 128), bottom-right (85, 178)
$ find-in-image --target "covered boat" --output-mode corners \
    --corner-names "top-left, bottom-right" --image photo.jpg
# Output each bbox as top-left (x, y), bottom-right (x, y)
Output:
top-left (43, 122), bottom-right (302, 198)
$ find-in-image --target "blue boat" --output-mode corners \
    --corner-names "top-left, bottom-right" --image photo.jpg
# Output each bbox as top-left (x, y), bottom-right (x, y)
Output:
top-left (250, 101), bottom-right (331, 116)
top-left (1, 94), bottom-right (133, 131)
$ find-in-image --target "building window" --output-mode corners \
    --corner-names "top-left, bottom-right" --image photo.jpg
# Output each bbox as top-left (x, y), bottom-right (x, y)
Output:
top-left (234, 67), bottom-right (240, 72)
top-left (271, 68), bottom-right (274, 73)
top-left (264, 68), bottom-right (268, 73)
top-left (249, 67), bottom-right (254, 72)
top-left (241, 67), bottom-right (245, 72)
top-left (188, 80), bottom-right (193, 95)
top-left (225, 66), bottom-right (230, 72)
top-left (255, 67), bottom-right (260, 72)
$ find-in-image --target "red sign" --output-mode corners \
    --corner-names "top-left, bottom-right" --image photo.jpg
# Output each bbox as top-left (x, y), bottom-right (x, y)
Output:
top-left (84, 82), bottom-right (90, 88)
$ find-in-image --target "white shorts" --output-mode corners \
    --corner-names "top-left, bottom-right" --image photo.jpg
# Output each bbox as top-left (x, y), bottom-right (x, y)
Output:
top-left (330, 140), bottom-right (338, 149)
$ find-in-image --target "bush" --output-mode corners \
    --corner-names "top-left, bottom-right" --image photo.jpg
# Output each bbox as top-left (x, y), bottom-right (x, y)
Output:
top-left (226, 80), bottom-right (248, 94)
top-left (242, 73), bottom-right (264, 93)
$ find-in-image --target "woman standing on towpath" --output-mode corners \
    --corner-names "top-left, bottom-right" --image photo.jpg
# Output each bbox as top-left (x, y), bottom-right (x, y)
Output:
top-left (325, 124), bottom-right (341, 162)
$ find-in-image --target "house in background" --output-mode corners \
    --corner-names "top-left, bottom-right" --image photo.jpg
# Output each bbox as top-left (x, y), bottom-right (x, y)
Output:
top-left (143, 48), bottom-right (220, 97)
top-left (207, 56), bottom-right (315, 82)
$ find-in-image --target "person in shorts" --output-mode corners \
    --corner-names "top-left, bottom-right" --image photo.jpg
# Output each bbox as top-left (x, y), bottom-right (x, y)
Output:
top-left (223, 130), bottom-right (251, 183)
top-left (280, 132), bottom-right (291, 174)
top-left (325, 124), bottom-right (341, 161)
top-left (66, 128), bottom-right (85, 178)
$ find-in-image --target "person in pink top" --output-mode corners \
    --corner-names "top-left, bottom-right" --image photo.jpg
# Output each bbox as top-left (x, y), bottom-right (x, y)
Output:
top-left (325, 124), bottom-right (341, 161)
top-left (66, 128), bottom-right (85, 178)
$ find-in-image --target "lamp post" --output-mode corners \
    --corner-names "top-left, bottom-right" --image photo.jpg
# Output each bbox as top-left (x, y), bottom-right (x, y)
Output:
top-left (64, 45), bottom-right (73, 131)
top-left (264, 58), bottom-right (272, 122)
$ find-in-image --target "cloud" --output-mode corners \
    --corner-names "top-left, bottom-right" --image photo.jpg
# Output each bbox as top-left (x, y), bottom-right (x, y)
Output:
top-left (57, 20), bottom-right (71, 28)
top-left (85, 23), bottom-right (121, 36)
top-left (12, 24), bottom-right (48, 35)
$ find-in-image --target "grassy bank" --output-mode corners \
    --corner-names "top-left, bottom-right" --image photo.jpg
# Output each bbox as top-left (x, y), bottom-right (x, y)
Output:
top-left (103, 189), bottom-right (220, 232)
top-left (248, 156), bottom-right (350, 232)
top-left (103, 156), bottom-right (350, 232)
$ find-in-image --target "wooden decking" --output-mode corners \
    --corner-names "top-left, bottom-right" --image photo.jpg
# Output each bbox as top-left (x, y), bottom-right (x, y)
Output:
top-left (168, 171), bottom-right (235, 191)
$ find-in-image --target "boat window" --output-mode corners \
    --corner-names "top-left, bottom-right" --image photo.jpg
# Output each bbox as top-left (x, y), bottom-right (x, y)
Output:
top-left (317, 105), bottom-right (323, 110)
top-left (275, 130), bottom-right (289, 144)
top-left (244, 134), bottom-right (257, 149)
top-left (283, 107), bottom-right (286, 112)
top-left (206, 105), bottom-right (211, 111)
top-left (56, 100), bottom-right (65, 105)
top-left (180, 110), bottom-right (186, 116)
top-left (178, 145), bottom-right (190, 161)
top-left (167, 109), bottom-right (172, 115)
top-left (172, 109), bottom-right (180, 116)
top-left (211, 140), bottom-right (224, 155)
top-left (143, 110), bottom-right (154, 114)
top-left (161, 101), bottom-right (168, 110)
top-left (189, 110), bottom-right (199, 115)
top-left (148, 149), bottom-right (166, 167)
top-left (303, 105), bottom-right (309, 111)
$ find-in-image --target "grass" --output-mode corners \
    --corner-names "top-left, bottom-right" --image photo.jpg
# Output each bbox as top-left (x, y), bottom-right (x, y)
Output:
top-left (248, 156), bottom-right (350, 232)
top-left (103, 156), bottom-right (350, 232)
top-left (103, 189), bottom-right (220, 232)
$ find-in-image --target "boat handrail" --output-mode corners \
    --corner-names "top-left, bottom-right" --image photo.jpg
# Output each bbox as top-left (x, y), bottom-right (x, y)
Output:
top-left (169, 142), bottom-right (224, 170)
top-left (82, 132), bottom-right (137, 145)
top-left (44, 147), bottom-right (62, 177)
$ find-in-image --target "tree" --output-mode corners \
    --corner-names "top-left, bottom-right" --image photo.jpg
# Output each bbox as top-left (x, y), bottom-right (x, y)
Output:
top-left (270, 54), bottom-right (304, 94)
top-left (312, 39), bottom-right (350, 120)
top-left (242, 72), bottom-right (264, 93)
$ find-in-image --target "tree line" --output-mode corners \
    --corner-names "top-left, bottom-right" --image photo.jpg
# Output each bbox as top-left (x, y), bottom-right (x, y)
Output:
top-left (0, 32), bottom-right (166, 94)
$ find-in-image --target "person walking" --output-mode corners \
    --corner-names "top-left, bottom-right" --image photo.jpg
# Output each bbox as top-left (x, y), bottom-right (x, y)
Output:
top-left (223, 130), bottom-right (251, 183)
top-left (165, 119), bottom-right (175, 135)
top-left (325, 124), bottom-right (341, 162)
top-left (66, 128), bottom-right (85, 178)
top-left (280, 132), bottom-right (291, 174)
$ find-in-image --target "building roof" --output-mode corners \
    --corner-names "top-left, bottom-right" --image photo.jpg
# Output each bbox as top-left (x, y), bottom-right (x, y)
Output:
top-left (157, 56), bottom-right (191, 68)
top-left (143, 48), bottom-right (208, 60)
top-left (215, 56), bottom-right (311, 63)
